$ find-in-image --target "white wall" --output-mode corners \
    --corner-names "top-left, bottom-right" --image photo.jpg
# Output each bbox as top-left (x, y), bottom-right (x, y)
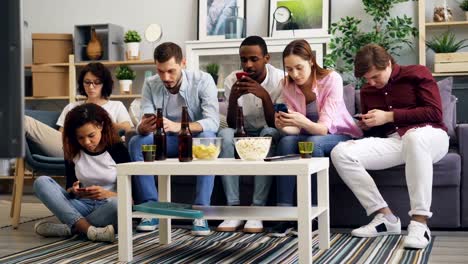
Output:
top-left (23, 0), bottom-right (422, 65)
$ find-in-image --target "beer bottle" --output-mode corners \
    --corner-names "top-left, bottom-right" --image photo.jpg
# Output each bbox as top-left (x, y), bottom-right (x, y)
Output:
top-left (178, 106), bottom-right (193, 162)
top-left (154, 108), bottom-right (167, 160)
top-left (234, 106), bottom-right (247, 159)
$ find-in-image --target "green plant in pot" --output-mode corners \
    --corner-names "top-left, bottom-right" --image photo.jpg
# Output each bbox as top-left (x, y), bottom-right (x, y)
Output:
top-left (124, 30), bottom-right (142, 60)
top-left (426, 31), bottom-right (468, 53)
top-left (324, 0), bottom-right (418, 87)
top-left (115, 66), bottom-right (136, 94)
top-left (206, 63), bottom-right (220, 85)
top-left (460, 0), bottom-right (468, 20)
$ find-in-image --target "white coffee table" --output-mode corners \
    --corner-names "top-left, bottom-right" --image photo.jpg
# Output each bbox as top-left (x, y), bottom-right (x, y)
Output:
top-left (117, 158), bottom-right (330, 264)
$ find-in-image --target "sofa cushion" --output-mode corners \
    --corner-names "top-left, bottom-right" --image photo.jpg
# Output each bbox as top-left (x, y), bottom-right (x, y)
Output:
top-left (330, 152), bottom-right (461, 187)
top-left (343, 84), bottom-right (355, 115)
top-left (437, 77), bottom-right (456, 140)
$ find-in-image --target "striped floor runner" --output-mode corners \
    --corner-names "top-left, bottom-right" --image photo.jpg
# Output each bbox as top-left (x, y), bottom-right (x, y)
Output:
top-left (0, 229), bottom-right (433, 263)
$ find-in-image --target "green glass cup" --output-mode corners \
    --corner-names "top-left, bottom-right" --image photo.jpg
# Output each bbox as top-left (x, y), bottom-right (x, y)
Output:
top-left (298, 141), bottom-right (314, 158)
top-left (141, 144), bottom-right (156, 162)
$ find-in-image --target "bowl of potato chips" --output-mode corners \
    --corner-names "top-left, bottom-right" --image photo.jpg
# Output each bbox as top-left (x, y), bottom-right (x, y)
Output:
top-left (192, 137), bottom-right (223, 160)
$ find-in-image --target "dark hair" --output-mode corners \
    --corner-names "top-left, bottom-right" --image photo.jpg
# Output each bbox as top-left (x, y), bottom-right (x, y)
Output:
top-left (77, 62), bottom-right (113, 99)
top-left (62, 103), bottom-right (120, 161)
top-left (354, 44), bottom-right (396, 78)
top-left (240, 35), bottom-right (268, 56)
top-left (154, 42), bottom-right (183, 64)
top-left (282, 39), bottom-right (330, 86)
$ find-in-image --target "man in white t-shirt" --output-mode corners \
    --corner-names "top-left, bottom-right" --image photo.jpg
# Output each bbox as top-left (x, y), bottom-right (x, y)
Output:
top-left (217, 36), bottom-right (284, 233)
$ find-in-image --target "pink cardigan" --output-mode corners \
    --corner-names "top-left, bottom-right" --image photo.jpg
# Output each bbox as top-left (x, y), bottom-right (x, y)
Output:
top-left (282, 71), bottom-right (362, 138)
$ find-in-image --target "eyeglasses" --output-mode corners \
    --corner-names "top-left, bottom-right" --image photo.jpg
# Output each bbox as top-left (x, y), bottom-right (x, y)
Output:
top-left (83, 80), bottom-right (103, 87)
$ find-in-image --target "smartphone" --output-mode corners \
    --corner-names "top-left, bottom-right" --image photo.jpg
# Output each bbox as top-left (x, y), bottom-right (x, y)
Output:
top-left (264, 154), bottom-right (301, 162)
top-left (77, 188), bottom-right (88, 192)
top-left (274, 103), bottom-right (288, 113)
top-left (236, 72), bottom-right (249, 80)
top-left (143, 113), bottom-right (156, 119)
top-left (353, 114), bottom-right (363, 121)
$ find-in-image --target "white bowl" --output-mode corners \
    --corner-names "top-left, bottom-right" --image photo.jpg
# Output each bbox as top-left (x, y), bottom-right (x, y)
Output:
top-left (234, 137), bottom-right (272, 161)
top-left (192, 137), bottom-right (222, 160)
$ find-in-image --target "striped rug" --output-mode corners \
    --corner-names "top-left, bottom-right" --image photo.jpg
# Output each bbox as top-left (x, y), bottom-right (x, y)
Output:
top-left (0, 229), bottom-right (433, 263)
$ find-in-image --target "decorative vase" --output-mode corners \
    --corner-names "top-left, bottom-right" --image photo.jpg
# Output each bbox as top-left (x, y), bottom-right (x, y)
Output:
top-left (86, 27), bottom-right (103, 60)
top-left (126, 42), bottom-right (140, 60)
top-left (225, 6), bottom-right (245, 39)
top-left (119, 80), bottom-right (133, 94)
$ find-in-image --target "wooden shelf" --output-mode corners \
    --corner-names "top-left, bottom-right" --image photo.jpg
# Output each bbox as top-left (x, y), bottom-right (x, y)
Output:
top-left (25, 96), bottom-right (69, 100)
top-left (432, 72), bottom-right (468, 77)
top-left (74, 60), bottom-right (153, 67)
top-left (426, 21), bottom-right (468, 27)
top-left (76, 94), bottom-right (141, 100)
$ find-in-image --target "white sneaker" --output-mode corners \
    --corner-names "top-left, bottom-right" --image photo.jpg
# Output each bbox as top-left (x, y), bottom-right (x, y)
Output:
top-left (34, 221), bottom-right (72, 237)
top-left (403, 221), bottom-right (431, 249)
top-left (87, 225), bottom-right (115, 243)
top-left (351, 213), bottom-right (401, 237)
top-left (243, 220), bottom-right (263, 233)
top-left (216, 220), bottom-right (244, 232)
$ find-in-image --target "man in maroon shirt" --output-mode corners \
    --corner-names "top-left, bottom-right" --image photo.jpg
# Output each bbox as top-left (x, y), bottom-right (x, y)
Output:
top-left (331, 44), bottom-right (449, 249)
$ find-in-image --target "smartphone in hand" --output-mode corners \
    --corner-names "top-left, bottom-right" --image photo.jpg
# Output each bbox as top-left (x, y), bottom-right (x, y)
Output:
top-left (353, 114), bottom-right (363, 121)
top-left (143, 113), bottom-right (156, 119)
top-left (274, 103), bottom-right (288, 113)
top-left (236, 72), bottom-right (249, 80)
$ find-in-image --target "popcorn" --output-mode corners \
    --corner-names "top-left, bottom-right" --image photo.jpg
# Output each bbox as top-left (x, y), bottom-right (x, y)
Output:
top-left (234, 137), bottom-right (271, 161)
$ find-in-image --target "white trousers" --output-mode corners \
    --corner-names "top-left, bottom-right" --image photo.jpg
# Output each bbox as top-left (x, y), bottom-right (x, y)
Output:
top-left (24, 116), bottom-right (63, 157)
top-left (331, 126), bottom-right (449, 218)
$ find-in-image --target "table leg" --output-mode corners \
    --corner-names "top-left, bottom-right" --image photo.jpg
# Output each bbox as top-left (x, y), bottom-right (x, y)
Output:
top-left (158, 175), bottom-right (171, 244)
top-left (118, 174), bottom-right (133, 262)
top-left (297, 173), bottom-right (312, 264)
top-left (317, 168), bottom-right (330, 249)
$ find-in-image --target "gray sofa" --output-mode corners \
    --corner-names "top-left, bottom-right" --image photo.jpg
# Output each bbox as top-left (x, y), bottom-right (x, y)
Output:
top-left (189, 77), bottom-right (466, 229)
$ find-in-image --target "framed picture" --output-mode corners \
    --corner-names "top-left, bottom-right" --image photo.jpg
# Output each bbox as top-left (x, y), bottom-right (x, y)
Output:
top-left (268, 0), bottom-right (329, 38)
top-left (198, 0), bottom-right (246, 41)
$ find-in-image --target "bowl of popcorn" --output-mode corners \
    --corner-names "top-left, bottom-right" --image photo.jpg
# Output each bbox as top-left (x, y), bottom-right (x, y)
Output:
top-left (234, 137), bottom-right (272, 161)
top-left (192, 137), bottom-right (223, 160)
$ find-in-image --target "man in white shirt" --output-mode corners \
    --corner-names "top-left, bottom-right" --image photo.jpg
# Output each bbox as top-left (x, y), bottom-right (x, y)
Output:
top-left (217, 36), bottom-right (284, 233)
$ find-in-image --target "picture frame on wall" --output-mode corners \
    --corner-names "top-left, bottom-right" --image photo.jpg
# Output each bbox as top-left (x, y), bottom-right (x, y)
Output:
top-left (268, 0), bottom-right (329, 38)
top-left (197, 0), bottom-right (246, 41)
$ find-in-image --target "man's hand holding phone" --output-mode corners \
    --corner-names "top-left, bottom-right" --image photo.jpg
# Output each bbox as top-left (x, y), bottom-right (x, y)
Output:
top-left (138, 112), bottom-right (157, 134)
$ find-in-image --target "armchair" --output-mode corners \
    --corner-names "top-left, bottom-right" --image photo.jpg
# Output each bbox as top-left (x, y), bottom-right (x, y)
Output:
top-left (11, 110), bottom-right (65, 228)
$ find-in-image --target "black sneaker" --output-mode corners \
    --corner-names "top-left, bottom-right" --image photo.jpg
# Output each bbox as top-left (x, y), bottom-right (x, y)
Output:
top-left (269, 222), bottom-right (297, 237)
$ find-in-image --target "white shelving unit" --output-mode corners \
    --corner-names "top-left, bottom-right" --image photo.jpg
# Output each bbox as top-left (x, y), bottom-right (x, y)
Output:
top-left (185, 36), bottom-right (331, 70)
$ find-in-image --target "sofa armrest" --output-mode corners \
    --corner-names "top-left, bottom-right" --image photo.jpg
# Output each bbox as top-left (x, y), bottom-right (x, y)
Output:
top-left (457, 124), bottom-right (468, 158)
top-left (32, 154), bottom-right (65, 164)
top-left (457, 124), bottom-right (468, 226)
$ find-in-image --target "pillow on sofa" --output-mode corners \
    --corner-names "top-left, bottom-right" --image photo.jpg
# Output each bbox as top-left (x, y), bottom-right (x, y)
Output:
top-left (437, 77), bottom-right (457, 140)
top-left (343, 84), bottom-right (356, 115)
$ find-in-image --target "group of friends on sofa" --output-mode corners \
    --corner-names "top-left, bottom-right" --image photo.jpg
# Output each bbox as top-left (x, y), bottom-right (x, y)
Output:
top-left (25, 35), bottom-right (448, 250)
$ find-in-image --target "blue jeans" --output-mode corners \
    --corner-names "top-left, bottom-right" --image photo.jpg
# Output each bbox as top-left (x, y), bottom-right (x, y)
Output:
top-left (129, 131), bottom-right (216, 206)
top-left (33, 176), bottom-right (118, 228)
top-left (276, 134), bottom-right (351, 206)
top-left (218, 127), bottom-right (280, 206)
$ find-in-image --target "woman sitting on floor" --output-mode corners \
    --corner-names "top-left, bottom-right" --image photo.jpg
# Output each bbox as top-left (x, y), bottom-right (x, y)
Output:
top-left (33, 103), bottom-right (130, 242)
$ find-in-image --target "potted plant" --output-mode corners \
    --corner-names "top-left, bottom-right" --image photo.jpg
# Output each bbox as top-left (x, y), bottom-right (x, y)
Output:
top-left (124, 30), bottom-right (142, 60)
top-left (324, 0), bottom-right (418, 87)
top-left (460, 0), bottom-right (468, 20)
top-left (426, 31), bottom-right (468, 73)
top-left (206, 63), bottom-right (220, 85)
top-left (115, 66), bottom-right (136, 94)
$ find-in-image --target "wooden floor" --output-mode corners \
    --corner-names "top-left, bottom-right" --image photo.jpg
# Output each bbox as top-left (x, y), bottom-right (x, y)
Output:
top-left (1, 195), bottom-right (468, 263)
